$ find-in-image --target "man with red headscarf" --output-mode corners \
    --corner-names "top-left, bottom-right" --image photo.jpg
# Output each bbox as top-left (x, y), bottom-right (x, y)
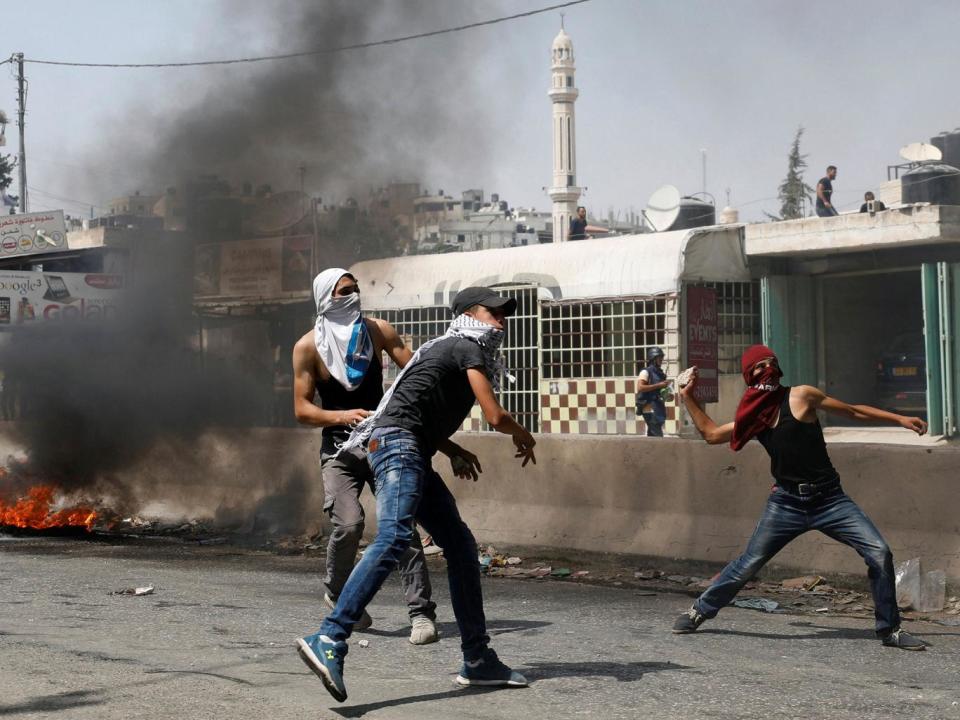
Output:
top-left (672, 344), bottom-right (928, 650)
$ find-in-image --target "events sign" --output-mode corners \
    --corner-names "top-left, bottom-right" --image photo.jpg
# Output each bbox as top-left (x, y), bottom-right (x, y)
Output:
top-left (686, 285), bottom-right (718, 404)
top-left (194, 236), bottom-right (312, 299)
top-left (0, 270), bottom-right (123, 325)
top-left (0, 210), bottom-right (68, 259)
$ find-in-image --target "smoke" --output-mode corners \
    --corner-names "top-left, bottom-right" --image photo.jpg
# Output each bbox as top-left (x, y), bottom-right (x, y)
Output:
top-left (96, 0), bottom-right (496, 200)
top-left (0, 243), bottom-right (271, 505)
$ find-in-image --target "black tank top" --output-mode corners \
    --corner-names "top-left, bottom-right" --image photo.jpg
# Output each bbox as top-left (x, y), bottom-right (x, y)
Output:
top-left (316, 356), bottom-right (383, 452)
top-left (756, 388), bottom-right (839, 487)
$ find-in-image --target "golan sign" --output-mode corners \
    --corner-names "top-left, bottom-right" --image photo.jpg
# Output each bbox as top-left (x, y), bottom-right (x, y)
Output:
top-left (0, 210), bottom-right (68, 259)
top-left (0, 271), bottom-right (123, 325)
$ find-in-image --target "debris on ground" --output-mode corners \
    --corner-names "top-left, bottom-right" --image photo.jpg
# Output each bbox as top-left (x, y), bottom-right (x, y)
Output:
top-left (111, 586), bottom-right (155, 596)
top-left (357, 639), bottom-right (370, 648)
top-left (732, 597), bottom-right (781, 613)
top-left (782, 575), bottom-right (825, 591)
top-left (506, 556), bottom-right (522, 566)
top-left (550, 568), bottom-right (572, 578)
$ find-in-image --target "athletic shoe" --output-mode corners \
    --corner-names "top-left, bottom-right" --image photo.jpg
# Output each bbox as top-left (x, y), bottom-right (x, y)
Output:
top-left (672, 605), bottom-right (707, 634)
top-left (409, 615), bottom-right (439, 645)
top-left (296, 633), bottom-right (349, 702)
top-left (880, 628), bottom-right (927, 651)
top-left (324, 592), bottom-right (372, 631)
top-left (455, 648), bottom-right (528, 687)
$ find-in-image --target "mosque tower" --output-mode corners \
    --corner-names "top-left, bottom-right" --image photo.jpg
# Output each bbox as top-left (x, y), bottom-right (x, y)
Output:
top-left (548, 23), bottom-right (582, 243)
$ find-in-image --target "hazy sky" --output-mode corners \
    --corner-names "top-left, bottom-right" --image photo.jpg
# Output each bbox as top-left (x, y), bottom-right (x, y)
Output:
top-left (4, 0), bottom-right (960, 223)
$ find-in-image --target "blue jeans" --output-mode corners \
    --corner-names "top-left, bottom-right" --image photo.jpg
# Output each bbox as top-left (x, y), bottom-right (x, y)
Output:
top-left (642, 412), bottom-right (664, 437)
top-left (319, 428), bottom-right (489, 661)
top-left (816, 205), bottom-right (839, 217)
top-left (694, 485), bottom-right (901, 634)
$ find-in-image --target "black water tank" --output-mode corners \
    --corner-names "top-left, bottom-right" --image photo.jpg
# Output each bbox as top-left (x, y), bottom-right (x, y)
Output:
top-left (901, 162), bottom-right (960, 205)
top-left (931, 130), bottom-right (960, 169)
top-left (673, 197), bottom-right (716, 229)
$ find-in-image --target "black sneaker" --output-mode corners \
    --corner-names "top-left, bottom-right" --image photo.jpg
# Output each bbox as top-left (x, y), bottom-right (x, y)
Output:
top-left (880, 628), bottom-right (927, 651)
top-left (456, 648), bottom-right (528, 687)
top-left (672, 605), bottom-right (707, 634)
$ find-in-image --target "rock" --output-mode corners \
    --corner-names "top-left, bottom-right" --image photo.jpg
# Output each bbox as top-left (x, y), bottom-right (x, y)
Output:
top-left (782, 575), bottom-right (824, 591)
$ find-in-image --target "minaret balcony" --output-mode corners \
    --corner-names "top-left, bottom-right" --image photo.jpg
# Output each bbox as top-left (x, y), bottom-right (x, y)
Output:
top-left (548, 87), bottom-right (579, 102)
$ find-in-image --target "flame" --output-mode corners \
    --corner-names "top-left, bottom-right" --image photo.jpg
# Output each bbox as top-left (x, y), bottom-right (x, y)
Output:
top-left (0, 485), bottom-right (97, 531)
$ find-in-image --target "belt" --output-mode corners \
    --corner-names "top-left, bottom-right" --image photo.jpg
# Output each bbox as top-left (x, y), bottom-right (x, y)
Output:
top-left (779, 478), bottom-right (840, 496)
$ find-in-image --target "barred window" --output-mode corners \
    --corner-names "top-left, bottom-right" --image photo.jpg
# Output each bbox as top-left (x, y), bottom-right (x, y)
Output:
top-left (689, 281), bottom-right (762, 374)
top-left (541, 296), bottom-right (674, 379)
top-left (369, 284), bottom-right (540, 433)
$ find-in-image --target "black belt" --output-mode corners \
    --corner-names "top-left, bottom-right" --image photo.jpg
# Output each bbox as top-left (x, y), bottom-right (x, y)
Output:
top-left (778, 478), bottom-right (840, 496)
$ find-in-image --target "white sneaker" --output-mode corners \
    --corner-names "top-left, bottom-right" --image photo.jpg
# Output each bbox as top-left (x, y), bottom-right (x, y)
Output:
top-left (409, 615), bottom-right (439, 645)
top-left (324, 592), bottom-right (372, 632)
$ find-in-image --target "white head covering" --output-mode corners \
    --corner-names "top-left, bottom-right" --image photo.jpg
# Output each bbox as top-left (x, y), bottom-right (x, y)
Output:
top-left (313, 268), bottom-right (374, 391)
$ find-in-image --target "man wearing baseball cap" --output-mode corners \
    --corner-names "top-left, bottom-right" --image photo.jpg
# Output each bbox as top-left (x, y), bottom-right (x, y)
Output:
top-left (672, 345), bottom-right (928, 651)
top-left (297, 286), bottom-right (537, 702)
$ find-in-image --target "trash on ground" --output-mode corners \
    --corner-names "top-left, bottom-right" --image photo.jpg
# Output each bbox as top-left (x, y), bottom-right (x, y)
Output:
top-left (112, 586), bottom-right (155, 596)
top-left (782, 575), bottom-right (825, 591)
top-left (814, 607), bottom-right (830, 613)
top-left (896, 558), bottom-right (946, 611)
top-left (550, 568), bottom-right (572, 578)
top-left (357, 639), bottom-right (370, 648)
top-left (505, 556), bottom-right (522, 566)
top-left (665, 575), bottom-right (691, 584)
top-left (895, 557), bottom-right (922, 609)
top-left (572, 570), bottom-right (590, 578)
top-left (732, 597), bottom-right (781, 613)
top-left (634, 569), bottom-right (663, 580)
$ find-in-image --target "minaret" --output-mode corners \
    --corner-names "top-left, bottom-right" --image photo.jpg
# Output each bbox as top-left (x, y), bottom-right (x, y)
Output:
top-left (548, 23), bottom-right (582, 243)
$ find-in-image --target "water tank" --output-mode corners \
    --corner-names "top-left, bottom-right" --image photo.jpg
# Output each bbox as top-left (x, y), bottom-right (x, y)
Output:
top-left (931, 130), bottom-right (960, 169)
top-left (673, 197), bottom-right (715, 229)
top-left (901, 162), bottom-right (960, 205)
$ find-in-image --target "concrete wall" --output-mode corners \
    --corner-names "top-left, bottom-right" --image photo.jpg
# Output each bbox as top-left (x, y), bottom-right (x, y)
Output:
top-left (2, 425), bottom-right (957, 581)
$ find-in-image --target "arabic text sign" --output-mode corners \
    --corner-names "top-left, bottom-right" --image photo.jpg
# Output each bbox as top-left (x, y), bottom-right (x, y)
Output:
top-left (194, 236), bottom-right (312, 299)
top-left (0, 210), bottom-right (68, 259)
top-left (0, 270), bottom-right (123, 325)
top-left (686, 286), bottom-right (718, 403)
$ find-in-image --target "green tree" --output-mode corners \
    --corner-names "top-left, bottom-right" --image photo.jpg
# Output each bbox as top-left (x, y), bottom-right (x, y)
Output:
top-left (0, 153), bottom-right (14, 193)
top-left (768, 126), bottom-right (814, 220)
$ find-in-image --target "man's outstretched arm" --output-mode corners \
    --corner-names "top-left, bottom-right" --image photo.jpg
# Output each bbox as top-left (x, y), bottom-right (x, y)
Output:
top-left (467, 368), bottom-right (536, 467)
top-left (795, 385), bottom-right (927, 435)
top-left (678, 373), bottom-right (734, 445)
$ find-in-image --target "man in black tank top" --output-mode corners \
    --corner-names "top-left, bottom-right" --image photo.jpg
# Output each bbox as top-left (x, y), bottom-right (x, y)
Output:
top-left (293, 270), bottom-right (483, 646)
top-left (672, 346), bottom-right (929, 651)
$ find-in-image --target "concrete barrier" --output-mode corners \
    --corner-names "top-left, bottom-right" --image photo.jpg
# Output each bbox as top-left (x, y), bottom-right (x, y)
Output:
top-left (2, 424), bottom-right (957, 581)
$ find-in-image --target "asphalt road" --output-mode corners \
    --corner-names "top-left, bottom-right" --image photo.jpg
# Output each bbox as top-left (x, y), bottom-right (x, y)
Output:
top-left (1, 537), bottom-right (958, 720)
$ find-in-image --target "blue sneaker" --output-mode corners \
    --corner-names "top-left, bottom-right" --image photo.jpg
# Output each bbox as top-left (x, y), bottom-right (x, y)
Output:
top-left (456, 648), bottom-right (528, 687)
top-left (296, 633), bottom-right (348, 702)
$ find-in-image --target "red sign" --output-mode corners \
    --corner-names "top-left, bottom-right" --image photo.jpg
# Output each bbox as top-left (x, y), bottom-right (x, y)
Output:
top-left (686, 286), bottom-right (718, 403)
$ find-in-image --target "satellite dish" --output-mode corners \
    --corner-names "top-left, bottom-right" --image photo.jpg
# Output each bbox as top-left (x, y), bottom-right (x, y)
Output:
top-left (644, 184), bottom-right (681, 232)
top-left (249, 190), bottom-right (309, 235)
top-left (899, 142), bottom-right (942, 163)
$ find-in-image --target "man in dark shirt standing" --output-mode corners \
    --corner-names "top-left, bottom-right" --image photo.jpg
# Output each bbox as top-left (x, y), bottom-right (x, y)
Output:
top-left (816, 165), bottom-right (839, 217)
top-left (297, 286), bottom-right (537, 702)
top-left (671, 345), bottom-right (928, 651)
top-left (569, 205), bottom-right (588, 240)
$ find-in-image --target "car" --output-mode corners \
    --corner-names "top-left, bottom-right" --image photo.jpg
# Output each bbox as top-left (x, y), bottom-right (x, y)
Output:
top-left (876, 332), bottom-right (926, 417)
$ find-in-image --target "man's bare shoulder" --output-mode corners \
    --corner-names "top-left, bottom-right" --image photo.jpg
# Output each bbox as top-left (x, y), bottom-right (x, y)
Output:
top-left (791, 385), bottom-right (823, 400)
top-left (292, 331), bottom-right (323, 374)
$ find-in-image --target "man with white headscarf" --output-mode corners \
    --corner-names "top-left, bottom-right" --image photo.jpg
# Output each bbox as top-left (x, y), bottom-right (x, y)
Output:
top-left (293, 269), bottom-right (482, 645)
top-left (297, 286), bottom-right (537, 704)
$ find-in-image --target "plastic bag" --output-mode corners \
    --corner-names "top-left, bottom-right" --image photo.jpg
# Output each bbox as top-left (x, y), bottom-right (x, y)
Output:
top-left (895, 558), bottom-right (922, 610)
top-left (917, 569), bottom-right (946, 613)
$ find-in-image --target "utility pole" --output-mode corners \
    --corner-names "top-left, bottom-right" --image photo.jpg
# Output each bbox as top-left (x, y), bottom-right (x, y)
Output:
top-left (14, 53), bottom-right (27, 213)
top-left (700, 148), bottom-right (707, 198)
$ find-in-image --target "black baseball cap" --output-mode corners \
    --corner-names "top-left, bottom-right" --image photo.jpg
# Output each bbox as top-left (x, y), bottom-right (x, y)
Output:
top-left (451, 286), bottom-right (518, 317)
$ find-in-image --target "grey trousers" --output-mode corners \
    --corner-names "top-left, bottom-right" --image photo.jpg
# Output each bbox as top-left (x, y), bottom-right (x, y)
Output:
top-left (320, 446), bottom-right (437, 620)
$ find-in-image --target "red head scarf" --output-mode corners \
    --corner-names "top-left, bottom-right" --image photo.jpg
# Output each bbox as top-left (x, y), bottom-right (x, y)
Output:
top-left (730, 344), bottom-right (788, 451)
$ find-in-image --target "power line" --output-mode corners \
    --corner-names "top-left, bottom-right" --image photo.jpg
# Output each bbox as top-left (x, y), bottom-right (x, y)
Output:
top-left (22, 0), bottom-right (593, 69)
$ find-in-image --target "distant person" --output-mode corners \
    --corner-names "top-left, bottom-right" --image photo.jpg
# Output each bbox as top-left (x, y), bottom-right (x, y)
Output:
top-left (859, 191), bottom-right (887, 214)
top-left (672, 345), bottom-right (928, 651)
top-left (816, 166), bottom-right (839, 217)
top-left (635, 347), bottom-right (672, 437)
top-left (569, 206), bottom-right (588, 240)
top-left (296, 286), bottom-right (536, 703)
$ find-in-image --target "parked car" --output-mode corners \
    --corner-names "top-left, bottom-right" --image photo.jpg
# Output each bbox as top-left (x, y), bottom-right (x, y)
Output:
top-left (876, 332), bottom-right (926, 417)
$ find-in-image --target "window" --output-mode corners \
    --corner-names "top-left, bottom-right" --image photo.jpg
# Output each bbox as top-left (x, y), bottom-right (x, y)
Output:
top-left (371, 284), bottom-right (540, 432)
top-left (457, 234), bottom-right (466, 243)
top-left (566, 75), bottom-right (573, 87)
top-left (541, 297), bottom-right (675, 379)
top-left (567, 175), bottom-right (575, 187)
